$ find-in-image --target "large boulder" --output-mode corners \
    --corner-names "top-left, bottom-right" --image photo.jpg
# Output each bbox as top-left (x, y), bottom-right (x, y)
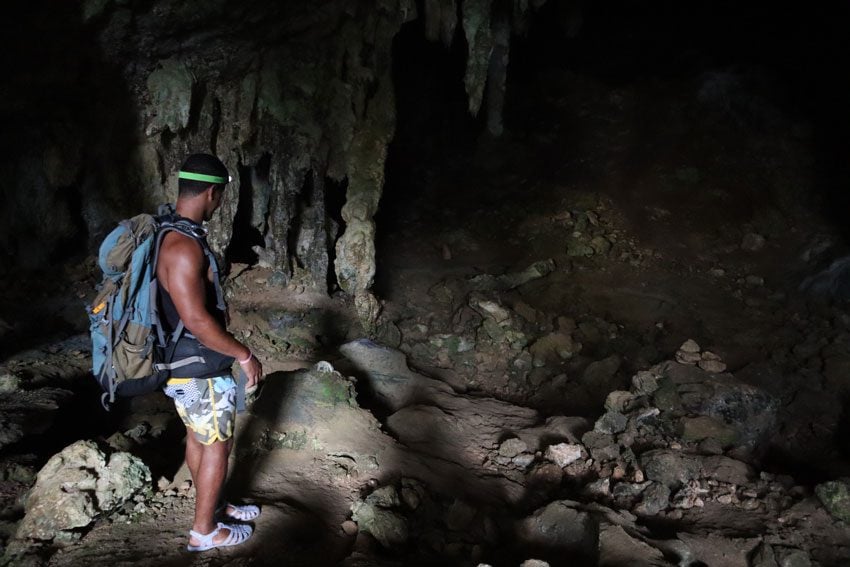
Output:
top-left (515, 500), bottom-right (599, 564)
top-left (15, 440), bottom-right (150, 541)
top-left (350, 485), bottom-right (409, 548)
top-left (653, 361), bottom-right (778, 455)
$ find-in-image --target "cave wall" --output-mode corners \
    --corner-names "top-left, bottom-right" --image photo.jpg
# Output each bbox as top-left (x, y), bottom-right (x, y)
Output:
top-left (0, 0), bottom-right (547, 325)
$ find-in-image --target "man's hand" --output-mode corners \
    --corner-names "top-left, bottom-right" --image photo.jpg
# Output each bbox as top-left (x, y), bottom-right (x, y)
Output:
top-left (240, 355), bottom-right (263, 389)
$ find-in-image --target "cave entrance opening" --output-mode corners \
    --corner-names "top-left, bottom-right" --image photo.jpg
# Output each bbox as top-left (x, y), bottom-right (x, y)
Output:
top-left (226, 153), bottom-right (270, 266)
top-left (325, 176), bottom-right (347, 293)
top-left (375, 14), bottom-right (482, 298)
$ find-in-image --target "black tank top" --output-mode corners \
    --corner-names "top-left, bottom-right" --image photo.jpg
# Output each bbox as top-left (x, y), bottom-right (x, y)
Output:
top-left (156, 226), bottom-right (233, 378)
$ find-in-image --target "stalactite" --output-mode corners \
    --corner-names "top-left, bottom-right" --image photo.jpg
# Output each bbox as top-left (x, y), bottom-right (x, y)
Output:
top-left (462, 0), bottom-right (494, 116)
top-left (485, 16), bottom-right (511, 136)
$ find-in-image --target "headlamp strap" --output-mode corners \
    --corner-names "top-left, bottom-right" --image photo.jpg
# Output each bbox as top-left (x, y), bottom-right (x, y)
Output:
top-left (178, 171), bottom-right (230, 184)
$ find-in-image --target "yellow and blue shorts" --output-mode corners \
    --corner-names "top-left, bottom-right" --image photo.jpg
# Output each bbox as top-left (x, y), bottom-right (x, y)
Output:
top-left (163, 375), bottom-right (236, 445)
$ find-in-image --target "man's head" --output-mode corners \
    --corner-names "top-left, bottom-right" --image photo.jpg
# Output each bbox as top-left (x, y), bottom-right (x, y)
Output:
top-left (177, 153), bottom-right (231, 221)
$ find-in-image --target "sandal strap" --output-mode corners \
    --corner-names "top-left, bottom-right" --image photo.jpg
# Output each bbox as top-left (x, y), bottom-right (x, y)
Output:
top-left (217, 522), bottom-right (252, 545)
top-left (219, 501), bottom-right (261, 521)
top-left (189, 525), bottom-right (221, 546)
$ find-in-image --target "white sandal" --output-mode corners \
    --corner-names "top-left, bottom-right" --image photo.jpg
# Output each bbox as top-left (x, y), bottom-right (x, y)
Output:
top-left (187, 522), bottom-right (253, 552)
top-left (218, 501), bottom-right (261, 522)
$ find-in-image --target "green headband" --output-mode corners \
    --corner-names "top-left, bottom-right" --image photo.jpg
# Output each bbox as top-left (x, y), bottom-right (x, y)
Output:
top-left (178, 171), bottom-right (230, 184)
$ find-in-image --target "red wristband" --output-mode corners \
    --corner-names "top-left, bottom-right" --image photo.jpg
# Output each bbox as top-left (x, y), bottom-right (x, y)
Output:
top-left (238, 351), bottom-right (253, 365)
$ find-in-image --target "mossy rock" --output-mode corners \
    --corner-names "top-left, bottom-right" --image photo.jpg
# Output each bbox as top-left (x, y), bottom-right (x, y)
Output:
top-left (816, 479), bottom-right (850, 522)
top-left (313, 372), bottom-right (354, 407)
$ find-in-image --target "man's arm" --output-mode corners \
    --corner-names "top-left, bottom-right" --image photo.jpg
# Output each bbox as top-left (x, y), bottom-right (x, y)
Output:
top-left (160, 233), bottom-right (262, 386)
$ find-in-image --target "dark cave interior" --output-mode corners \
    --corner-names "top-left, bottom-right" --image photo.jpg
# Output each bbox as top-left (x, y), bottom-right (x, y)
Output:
top-left (3, 1), bottom-right (850, 565)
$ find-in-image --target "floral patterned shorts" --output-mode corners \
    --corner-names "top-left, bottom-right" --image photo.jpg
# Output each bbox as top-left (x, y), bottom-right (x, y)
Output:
top-left (163, 375), bottom-right (236, 445)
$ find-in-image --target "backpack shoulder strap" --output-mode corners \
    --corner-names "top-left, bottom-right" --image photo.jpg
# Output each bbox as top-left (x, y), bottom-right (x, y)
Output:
top-left (154, 218), bottom-right (227, 313)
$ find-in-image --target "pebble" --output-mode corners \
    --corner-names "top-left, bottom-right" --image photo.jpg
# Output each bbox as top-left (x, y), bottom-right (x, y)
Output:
top-left (341, 520), bottom-right (358, 536)
top-left (513, 453), bottom-right (535, 469)
top-left (585, 478), bottom-right (610, 497)
top-left (179, 480), bottom-right (192, 492)
top-left (499, 438), bottom-right (528, 458)
top-left (698, 359), bottom-right (727, 373)
top-left (544, 443), bottom-right (583, 467)
top-left (679, 339), bottom-right (701, 353)
top-left (676, 350), bottom-right (702, 365)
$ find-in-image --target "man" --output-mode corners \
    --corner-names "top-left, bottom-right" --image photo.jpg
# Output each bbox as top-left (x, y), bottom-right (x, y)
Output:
top-left (156, 153), bottom-right (263, 551)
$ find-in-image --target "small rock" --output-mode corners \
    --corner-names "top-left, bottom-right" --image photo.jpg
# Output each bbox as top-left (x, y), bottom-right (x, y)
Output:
top-left (544, 443), bottom-right (583, 468)
top-left (584, 478), bottom-right (610, 497)
top-left (342, 520), bottom-right (359, 536)
top-left (366, 485), bottom-right (400, 508)
top-left (0, 373), bottom-right (21, 393)
top-left (634, 483), bottom-right (671, 516)
top-left (179, 480), bottom-right (192, 492)
top-left (698, 359), bottom-right (727, 373)
top-left (520, 560), bottom-right (550, 567)
top-left (589, 236), bottom-right (612, 256)
top-left (633, 469), bottom-right (645, 483)
top-left (679, 339), bottom-right (701, 353)
top-left (634, 408), bottom-right (660, 423)
top-left (675, 350), bottom-right (702, 365)
top-left (513, 453), bottom-right (535, 469)
top-left (611, 481), bottom-right (648, 507)
top-left (699, 438), bottom-right (725, 455)
top-left (594, 412), bottom-right (628, 434)
top-left (350, 500), bottom-right (408, 548)
top-left (632, 371), bottom-right (660, 395)
top-left (499, 438), bottom-right (529, 458)
top-left (701, 351), bottom-right (722, 361)
top-left (604, 391), bottom-right (635, 413)
top-left (517, 500), bottom-right (599, 560)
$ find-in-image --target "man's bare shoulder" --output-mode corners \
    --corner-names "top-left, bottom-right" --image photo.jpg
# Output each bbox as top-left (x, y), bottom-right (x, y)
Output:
top-left (159, 231), bottom-right (203, 268)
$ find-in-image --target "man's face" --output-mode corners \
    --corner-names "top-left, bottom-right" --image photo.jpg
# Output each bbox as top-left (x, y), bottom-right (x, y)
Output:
top-left (203, 186), bottom-right (225, 221)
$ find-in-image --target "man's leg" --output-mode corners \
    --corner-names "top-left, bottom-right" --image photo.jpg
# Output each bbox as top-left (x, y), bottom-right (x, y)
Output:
top-left (187, 435), bottom-right (233, 544)
top-left (166, 376), bottom-right (245, 548)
